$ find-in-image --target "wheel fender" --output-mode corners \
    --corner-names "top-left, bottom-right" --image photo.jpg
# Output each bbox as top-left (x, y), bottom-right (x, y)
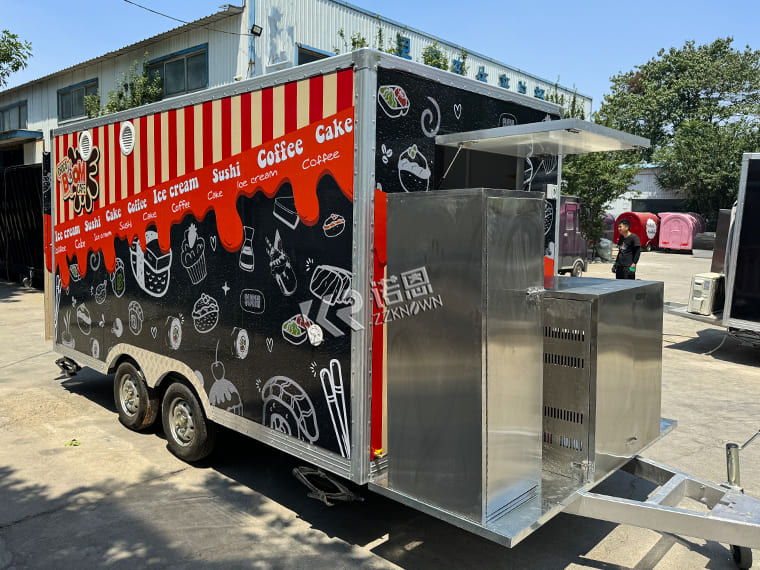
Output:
top-left (105, 343), bottom-right (212, 416)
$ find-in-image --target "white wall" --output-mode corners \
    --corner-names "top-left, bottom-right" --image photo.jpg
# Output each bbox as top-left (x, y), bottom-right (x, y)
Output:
top-left (607, 167), bottom-right (684, 218)
top-left (252, 0), bottom-right (593, 118)
top-left (0, 11), bottom-right (245, 163)
top-left (23, 140), bottom-right (43, 164)
top-left (1, 0), bottom-right (595, 167)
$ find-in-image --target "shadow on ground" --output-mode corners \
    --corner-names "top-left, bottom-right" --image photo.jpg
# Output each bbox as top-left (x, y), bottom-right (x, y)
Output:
top-left (664, 327), bottom-right (760, 367)
top-left (12, 373), bottom-right (735, 569)
top-left (0, 281), bottom-right (40, 303)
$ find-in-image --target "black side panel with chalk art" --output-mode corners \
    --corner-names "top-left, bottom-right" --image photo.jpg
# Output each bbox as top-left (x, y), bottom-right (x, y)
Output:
top-left (731, 158), bottom-right (760, 322)
top-left (54, 176), bottom-right (354, 458)
top-left (374, 67), bottom-right (561, 195)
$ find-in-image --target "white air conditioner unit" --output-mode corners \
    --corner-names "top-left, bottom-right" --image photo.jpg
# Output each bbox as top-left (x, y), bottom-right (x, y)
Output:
top-left (687, 272), bottom-right (725, 316)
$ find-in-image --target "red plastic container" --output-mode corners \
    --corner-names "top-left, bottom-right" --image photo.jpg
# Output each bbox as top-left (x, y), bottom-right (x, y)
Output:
top-left (614, 212), bottom-right (660, 250)
top-left (658, 212), bottom-right (701, 251)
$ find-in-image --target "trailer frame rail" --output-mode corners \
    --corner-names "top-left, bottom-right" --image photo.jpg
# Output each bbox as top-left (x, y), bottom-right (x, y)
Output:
top-left (565, 456), bottom-right (760, 550)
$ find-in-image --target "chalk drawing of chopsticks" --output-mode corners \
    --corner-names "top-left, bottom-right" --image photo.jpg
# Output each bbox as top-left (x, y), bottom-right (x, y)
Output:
top-left (320, 359), bottom-right (350, 458)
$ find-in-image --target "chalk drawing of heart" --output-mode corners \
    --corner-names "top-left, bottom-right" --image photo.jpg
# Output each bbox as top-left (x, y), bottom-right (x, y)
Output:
top-left (454, 104), bottom-right (462, 120)
top-left (210, 236), bottom-right (217, 251)
top-left (266, 337), bottom-right (274, 353)
top-left (151, 326), bottom-right (158, 339)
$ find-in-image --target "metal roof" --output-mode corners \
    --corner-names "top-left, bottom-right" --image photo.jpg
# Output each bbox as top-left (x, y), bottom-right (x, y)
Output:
top-left (436, 118), bottom-right (650, 158)
top-left (0, 5), bottom-right (243, 97)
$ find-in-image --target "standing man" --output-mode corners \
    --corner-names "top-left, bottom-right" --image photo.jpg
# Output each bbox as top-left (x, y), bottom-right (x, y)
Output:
top-left (614, 219), bottom-right (641, 279)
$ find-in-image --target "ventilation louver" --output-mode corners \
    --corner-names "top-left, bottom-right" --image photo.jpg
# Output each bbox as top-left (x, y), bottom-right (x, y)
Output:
top-left (120, 121), bottom-right (135, 156)
top-left (78, 130), bottom-right (92, 161)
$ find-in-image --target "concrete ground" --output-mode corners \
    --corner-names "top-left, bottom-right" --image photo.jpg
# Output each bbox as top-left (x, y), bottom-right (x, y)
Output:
top-left (0, 250), bottom-right (758, 569)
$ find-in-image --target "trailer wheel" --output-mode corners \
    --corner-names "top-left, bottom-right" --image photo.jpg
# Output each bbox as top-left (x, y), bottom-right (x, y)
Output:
top-left (646, 242), bottom-right (654, 252)
top-left (114, 362), bottom-right (158, 430)
top-left (731, 545), bottom-right (752, 569)
top-left (162, 382), bottom-right (216, 462)
top-left (571, 260), bottom-right (584, 277)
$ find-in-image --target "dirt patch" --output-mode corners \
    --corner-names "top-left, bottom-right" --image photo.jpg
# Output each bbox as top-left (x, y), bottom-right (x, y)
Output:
top-left (0, 389), bottom-right (90, 427)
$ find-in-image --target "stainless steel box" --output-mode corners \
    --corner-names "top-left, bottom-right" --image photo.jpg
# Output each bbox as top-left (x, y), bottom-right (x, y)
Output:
top-left (385, 188), bottom-right (545, 524)
top-left (542, 277), bottom-right (663, 482)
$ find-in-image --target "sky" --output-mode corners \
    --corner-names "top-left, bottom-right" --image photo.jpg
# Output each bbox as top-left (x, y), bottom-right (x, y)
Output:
top-left (3, 0), bottom-right (759, 113)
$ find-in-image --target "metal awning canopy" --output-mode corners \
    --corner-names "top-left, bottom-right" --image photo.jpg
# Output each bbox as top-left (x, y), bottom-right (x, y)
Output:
top-left (0, 129), bottom-right (43, 150)
top-left (435, 118), bottom-right (650, 157)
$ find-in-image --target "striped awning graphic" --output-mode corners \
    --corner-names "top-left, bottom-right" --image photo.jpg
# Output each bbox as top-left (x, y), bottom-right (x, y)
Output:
top-left (54, 69), bottom-right (355, 226)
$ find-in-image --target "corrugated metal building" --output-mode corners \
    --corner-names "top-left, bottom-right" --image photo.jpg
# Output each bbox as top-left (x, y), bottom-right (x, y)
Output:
top-left (0, 0), bottom-right (591, 167)
top-left (606, 165), bottom-right (686, 218)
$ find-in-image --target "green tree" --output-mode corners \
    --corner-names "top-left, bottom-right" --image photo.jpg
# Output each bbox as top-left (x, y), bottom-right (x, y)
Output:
top-left (655, 120), bottom-right (760, 223)
top-left (334, 28), bottom-right (369, 55)
top-left (562, 152), bottom-right (639, 251)
top-left (85, 53), bottom-right (162, 118)
top-left (545, 80), bottom-right (586, 120)
top-left (595, 37), bottom-right (760, 226)
top-left (422, 41), bottom-right (448, 70)
top-left (598, 38), bottom-right (760, 154)
top-left (0, 30), bottom-right (32, 88)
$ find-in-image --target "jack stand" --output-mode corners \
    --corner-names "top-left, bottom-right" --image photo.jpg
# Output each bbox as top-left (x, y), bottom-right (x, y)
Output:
top-left (725, 428), bottom-right (760, 570)
top-left (55, 357), bottom-right (81, 377)
top-left (292, 466), bottom-right (363, 506)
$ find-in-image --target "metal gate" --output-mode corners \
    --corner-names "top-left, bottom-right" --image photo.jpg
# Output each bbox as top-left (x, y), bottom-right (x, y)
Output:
top-left (0, 164), bottom-right (44, 286)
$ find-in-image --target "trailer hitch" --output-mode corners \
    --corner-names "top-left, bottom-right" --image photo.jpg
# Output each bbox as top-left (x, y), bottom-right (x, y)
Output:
top-left (55, 357), bottom-right (81, 377)
top-left (292, 466), bottom-right (363, 507)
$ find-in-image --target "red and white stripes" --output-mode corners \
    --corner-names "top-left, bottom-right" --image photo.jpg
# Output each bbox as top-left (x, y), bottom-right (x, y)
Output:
top-left (54, 68), bottom-right (355, 226)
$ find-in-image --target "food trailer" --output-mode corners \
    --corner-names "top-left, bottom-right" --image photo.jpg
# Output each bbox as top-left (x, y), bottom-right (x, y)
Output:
top-left (666, 154), bottom-right (760, 352)
top-left (49, 50), bottom-right (760, 564)
top-left (614, 211), bottom-right (660, 251)
top-left (556, 195), bottom-right (586, 276)
top-left (659, 211), bottom-right (702, 251)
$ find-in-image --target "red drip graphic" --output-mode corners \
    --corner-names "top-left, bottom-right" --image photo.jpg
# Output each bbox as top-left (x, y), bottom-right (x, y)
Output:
top-left (54, 107), bottom-right (355, 289)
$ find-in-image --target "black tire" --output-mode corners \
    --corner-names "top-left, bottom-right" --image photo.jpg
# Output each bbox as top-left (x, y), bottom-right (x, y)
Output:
top-left (731, 545), bottom-right (752, 569)
top-left (114, 362), bottom-right (158, 430)
top-left (161, 382), bottom-right (216, 462)
top-left (571, 260), bottom-right (584, 277)
top-left (646, 242), bottom-right (654, 252)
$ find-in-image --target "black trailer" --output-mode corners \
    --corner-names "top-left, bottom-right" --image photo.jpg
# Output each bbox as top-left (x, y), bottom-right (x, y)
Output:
top-left (665, 153), bottom-right (760, 351)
